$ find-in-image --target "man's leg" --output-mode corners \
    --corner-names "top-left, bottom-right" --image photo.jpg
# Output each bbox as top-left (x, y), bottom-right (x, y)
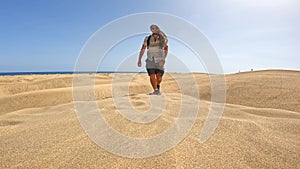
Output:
top-left (156, 73), bottom-right (162, 91)
top-left (149, 74), bottom-right (158, 90)
top-left (155, 68), bottom-right (164, 92)
top-left (146, 60), bottom-right (162, 95)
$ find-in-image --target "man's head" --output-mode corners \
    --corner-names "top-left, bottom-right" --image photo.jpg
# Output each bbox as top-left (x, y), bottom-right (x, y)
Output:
top-left (150, 24), bottom-right (160, 34)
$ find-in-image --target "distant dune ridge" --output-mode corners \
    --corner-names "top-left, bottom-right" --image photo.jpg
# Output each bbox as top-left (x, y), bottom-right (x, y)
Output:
top-left (0, 70), bottom-right (299, 168)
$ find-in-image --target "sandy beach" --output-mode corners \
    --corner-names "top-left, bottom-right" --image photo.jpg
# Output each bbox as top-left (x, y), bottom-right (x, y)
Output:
top-left (0, 70), bottom-right (299, 168)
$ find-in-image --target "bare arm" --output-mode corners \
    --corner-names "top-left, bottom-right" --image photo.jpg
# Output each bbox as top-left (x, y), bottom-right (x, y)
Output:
top-left (164, 45), bottom-right (168, 59)
top-left (159, 45), bottom-right (168, 67)
top-left (137, 45), bottom-right (146, 67)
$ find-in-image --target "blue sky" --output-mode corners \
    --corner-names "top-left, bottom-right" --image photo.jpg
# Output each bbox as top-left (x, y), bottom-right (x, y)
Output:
top-left (1, 0), bottom-right (299, 74)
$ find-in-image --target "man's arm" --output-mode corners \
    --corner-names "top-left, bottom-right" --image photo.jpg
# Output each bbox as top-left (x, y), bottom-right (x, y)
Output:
top-left (137, 45), bottom-right (146, 67)
top-left (164, 45), bottom-right (168, 59)
top-left (159, 45), bottom-right (168, 67)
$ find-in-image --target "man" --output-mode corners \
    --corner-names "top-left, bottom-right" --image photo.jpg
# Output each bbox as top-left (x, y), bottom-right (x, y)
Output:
top-left (137, 24), bottom-right (168, 95)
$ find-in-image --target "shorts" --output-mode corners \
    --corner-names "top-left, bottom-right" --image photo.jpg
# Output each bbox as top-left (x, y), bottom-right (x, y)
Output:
top-left (146, 59), bottom-right (165, 76)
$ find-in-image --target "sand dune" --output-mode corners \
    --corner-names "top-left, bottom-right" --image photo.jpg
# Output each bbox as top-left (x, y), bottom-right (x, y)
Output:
top-left (0, 70), bottom-right (299, 168)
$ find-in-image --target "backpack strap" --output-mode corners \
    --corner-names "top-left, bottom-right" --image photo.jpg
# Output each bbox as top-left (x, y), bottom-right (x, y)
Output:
top-left (146, 35), bottom-right (151, 49)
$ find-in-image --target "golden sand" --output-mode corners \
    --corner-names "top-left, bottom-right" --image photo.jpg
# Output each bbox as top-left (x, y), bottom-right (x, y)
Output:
top-left (0, 70), bottom-right (299, 168)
